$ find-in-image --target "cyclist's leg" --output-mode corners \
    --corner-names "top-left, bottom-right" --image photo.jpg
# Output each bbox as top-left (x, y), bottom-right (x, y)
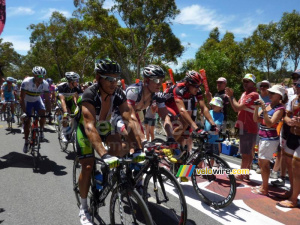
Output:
top-left (76, 122), bottom-right (94, 215)
top-left (34, 98), bottom-right (46, 130)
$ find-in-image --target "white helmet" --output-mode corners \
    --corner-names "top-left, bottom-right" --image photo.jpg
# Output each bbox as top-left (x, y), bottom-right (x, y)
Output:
top-left (32, 66), bottom-right (47, 76)
top-left (65, 72), bottom-right (80, 82)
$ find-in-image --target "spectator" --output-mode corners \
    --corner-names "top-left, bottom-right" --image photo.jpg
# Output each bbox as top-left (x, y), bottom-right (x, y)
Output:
top-left (255, 80), bottom-right (271, 174)
top-left (206, 77), bottom-right (229, 122)
top-left (272, 70), bottom-right (299, 187)
top-left (166, 80), bottom-right (173, 88)
top-left (252, 85), bottom-right (286, 196)
top-left (204, 97), bottom-right (224, 155)
top-left (226, 74), bottom-right (259, 181)
top-left (277, 76), bottom-right (300, 208)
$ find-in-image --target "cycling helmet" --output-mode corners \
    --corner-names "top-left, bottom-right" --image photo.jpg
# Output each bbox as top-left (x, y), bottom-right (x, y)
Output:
top-left (143, 65), bottom-right (165, 78)
top-left (46, 78), bottom-right (53, 85)
top-left (17, 80), bottom-right (23, 85)
top-left (6, 77), bottom-right (15, 82)
top-left (32, 66), bottom-right (47, 76)
top-left (65, 72), bottom-right (80, 82)
top-left (95, 58), bottom-right (121, 75)
top-left (185, 70), bottom-right (202, 85)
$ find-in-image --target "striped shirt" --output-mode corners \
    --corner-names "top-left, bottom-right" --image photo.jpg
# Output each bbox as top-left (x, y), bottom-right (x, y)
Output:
top-left (258, 103), bottom-right (285, 140)
top-left (21, 77), bottom-right (49, 102)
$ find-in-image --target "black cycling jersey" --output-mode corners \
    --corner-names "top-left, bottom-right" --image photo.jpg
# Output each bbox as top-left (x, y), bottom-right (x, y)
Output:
top-left (56, 82), bottom-right (83, 101)
top-left (82, 84), bottom-right (127, 121)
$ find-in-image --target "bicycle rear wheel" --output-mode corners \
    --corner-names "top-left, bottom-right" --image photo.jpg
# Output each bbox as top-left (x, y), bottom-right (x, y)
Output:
top-left (143, 167), bottom-right (187, 225)
top-left (73, 156), bottom-right (82, 207)
top-left (110, 187), bottom-right (153, 225)
top-left (32, 130), bottom-right (41, 170)
top-left (191, 153), bottom-right (236, 209)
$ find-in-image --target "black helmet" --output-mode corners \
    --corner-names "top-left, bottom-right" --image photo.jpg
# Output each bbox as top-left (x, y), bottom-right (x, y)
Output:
top-left (95, 58), bottom-right (121, 75)
top-left (65, 72), bottom-right (80, 81)
top-left (143, 65), bottom-right (165, 78)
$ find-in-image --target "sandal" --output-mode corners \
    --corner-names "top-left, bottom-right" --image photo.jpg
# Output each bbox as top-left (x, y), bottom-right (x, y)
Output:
top-left (251, 188), bottom-right (268, 196)
top-left (276, 200), bottom-right (298, 208)
top-left (276, 191), bottom-right (292, 200)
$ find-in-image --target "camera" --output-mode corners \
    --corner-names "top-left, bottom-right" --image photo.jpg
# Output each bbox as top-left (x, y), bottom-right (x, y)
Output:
top-left (254, 100), bottom-right (261, 105)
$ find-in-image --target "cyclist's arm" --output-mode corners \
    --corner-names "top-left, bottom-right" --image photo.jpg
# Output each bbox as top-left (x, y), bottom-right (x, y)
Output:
top-left (175, 98), bottom-right (198, 131)
top-left (59, 94), bottom-right (68, 113)
top-left (119, 102), bottom-right (142, 149)
top-left (198, 99), bottom-right (216, 127)
top-left (127, 104), bottom-right (146, 145)
top-left (157, 107), bottom-right (175, 138)
top-left (43, 92), bottom-right (51, 113)
top-left (82, 102), bottom-right (107, 157)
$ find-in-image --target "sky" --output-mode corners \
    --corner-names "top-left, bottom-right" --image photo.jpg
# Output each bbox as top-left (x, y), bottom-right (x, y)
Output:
top-left (1, 0), bottom-right (299, 70)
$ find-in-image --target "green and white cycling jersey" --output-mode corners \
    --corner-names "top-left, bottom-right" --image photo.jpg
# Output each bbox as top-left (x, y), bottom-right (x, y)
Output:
top-left (56, 82), bottom-right (83, 112)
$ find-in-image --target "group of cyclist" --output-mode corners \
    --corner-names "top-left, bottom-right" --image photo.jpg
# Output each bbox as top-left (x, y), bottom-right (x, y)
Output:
top-left (0, 58), bottom-right (221, 225)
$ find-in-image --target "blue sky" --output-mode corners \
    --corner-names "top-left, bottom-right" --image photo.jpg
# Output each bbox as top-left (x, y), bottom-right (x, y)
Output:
top-left (1, 0), bottom-right (299, 70)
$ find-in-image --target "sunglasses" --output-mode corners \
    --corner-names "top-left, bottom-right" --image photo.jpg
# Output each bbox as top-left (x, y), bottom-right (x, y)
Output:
top-left (100, 75), bottom-right (121, 82)
top-left (37, 75), bottom-right (45, 78)
top-left (166, 83), bottom-right (172, 85)
top-left (149, 78), bottom-right (163, 84)
top-left (260, 85), bottom-right (269, 88)
top-left (190, 84), bottom-right (200, 89)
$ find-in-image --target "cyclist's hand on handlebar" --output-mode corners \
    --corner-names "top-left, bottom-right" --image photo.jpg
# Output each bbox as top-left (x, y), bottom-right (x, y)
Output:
top-left (102, 154), bottom-right (120, 169)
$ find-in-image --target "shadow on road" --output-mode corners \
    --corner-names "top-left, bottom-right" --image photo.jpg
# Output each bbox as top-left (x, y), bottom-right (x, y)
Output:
top-left (0, 151), bottom-right (67, 176)
top-left (0, 208), bottom-right (4, 224)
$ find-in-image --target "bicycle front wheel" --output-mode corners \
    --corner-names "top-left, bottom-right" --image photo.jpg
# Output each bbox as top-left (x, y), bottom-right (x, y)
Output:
top-left (143, 167), bottom-right (187, 225)
top-left (191, 153), bottom-right (236, 209)
top-left (110, 187), bottom-right (153, 225)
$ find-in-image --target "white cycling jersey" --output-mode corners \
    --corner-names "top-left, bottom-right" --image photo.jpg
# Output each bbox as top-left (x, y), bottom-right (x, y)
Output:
top-left (21, 77), bottom-right (49, 102)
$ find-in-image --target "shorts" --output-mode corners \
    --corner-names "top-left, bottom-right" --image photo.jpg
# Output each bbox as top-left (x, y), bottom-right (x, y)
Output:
top-left (144, 117), bottom-right (156, 126)
top-left (76, 121), bottom-right (114, 159)
top-left (284, 145), bottom-right (300, 159)
top-left (239, 130), bottom-right (257, 155)
top-left (25, 99), bottom-right (45, 116)
top-left (4, 96), bottom-right (15, 102)
top-left (204, 143), bottom-right (220, 155)
top-left (258, 139), bottom-right (279, 161)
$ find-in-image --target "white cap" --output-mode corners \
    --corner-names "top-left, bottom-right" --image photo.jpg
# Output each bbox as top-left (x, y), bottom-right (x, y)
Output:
top-left (209, 97), bottom-right (223, 108)
top-left (216, 77), bottom-right (227, 83)
top-left (257, 80), bottom-right (271, 89)
top-left (267, 85), bottom-right (286, 97)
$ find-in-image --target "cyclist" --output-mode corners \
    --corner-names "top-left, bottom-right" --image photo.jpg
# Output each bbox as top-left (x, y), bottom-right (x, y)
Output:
top-left (164, 70), bottom-right (217, 145)
top-left (20, 66), bottom-right (51, 153)
top-left (76, 59), bottom-right (139, 225)
top-left (1, 77), bottom-right (17, 122)
top-left (56, 72), bottom-right (83, 142)
top-left (126, 64), bottom-right (176, 146)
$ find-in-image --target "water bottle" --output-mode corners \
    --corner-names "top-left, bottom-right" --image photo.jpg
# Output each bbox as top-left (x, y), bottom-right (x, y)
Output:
top-left (95, 171), bottom-right (103, 190)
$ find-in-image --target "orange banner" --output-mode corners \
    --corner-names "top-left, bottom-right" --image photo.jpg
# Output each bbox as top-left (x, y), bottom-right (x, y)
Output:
top-left (162, 82), bottom-right (167, 92)
top-left (168, 68), bottom-right (175, 85)
top-left (199, 69), bottom-right (209, 93)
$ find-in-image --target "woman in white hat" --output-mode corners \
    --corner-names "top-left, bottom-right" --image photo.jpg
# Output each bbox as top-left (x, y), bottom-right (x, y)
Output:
top-left (252, 85), bottom-right (287, 196)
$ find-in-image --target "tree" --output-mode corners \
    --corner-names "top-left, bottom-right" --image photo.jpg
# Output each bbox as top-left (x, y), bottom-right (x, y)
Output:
top-left (0, 38), bottom-right (21, 79)
top-left (279, 10), bottom-right (300, 71)
top-left (247, 22), bottom-right (282, 80)
top-left (78, 0), bottom-right (184, 81)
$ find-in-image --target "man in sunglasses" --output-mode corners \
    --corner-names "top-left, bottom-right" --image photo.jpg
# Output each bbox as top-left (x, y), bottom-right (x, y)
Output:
top-left (20, 66), bottom-right (51, 153)
top-left (76, 59), bottom-right (139, 225)
top-left (226, 73), bottom-right (259, 181)
top-left (126, 64), bottom-right (175, 146)
top-left (165, 70), bottom-right (216, 144)
top-left (56, 72), bottom-right (83, 142)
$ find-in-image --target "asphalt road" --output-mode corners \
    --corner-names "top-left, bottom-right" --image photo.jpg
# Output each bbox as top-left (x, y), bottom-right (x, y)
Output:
top-left (0, 121), bottom-right (220, 225)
